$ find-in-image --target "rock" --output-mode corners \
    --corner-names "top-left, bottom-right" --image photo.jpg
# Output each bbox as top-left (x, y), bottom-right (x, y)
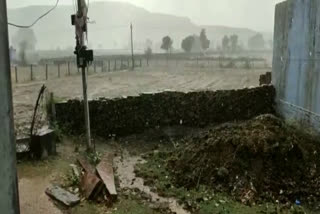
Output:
top-left (217, 167), bottom-right (229, 178)
top-left (74, 188), bottom-right (79, 194)
top-left (46, 185), bottom-right (80, 207)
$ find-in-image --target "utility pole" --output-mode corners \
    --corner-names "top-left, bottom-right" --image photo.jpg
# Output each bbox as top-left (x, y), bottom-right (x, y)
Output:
top-left (0, 0), bottom-right (20, 213)
top-left (72, 0), bottom-right (93, 151)
top-left (130, 23), bottom-right (134, 70)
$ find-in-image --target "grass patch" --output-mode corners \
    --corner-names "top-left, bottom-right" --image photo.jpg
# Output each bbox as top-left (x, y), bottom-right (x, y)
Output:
top-left (68, 201), bottom-right (102, 214)
top-left (113, 195), bottom-right (163, 214)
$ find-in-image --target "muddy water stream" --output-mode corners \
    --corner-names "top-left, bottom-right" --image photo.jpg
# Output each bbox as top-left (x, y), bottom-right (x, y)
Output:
top-left (115, 150), bottom-right (190, 214)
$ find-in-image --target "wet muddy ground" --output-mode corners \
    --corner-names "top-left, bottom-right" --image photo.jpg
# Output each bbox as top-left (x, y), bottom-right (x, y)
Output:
top-left (115, 151), bottom-right (190, 214)
top-left (18, 133), bottom-right (190, 214)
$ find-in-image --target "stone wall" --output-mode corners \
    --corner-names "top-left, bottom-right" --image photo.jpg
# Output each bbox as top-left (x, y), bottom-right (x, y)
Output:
top-left (55, 86), bottom-right (275, 138)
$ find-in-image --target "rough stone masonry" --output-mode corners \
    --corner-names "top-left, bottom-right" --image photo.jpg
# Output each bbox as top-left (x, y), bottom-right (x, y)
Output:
top-left (55, 85), bottom-right (275, 139)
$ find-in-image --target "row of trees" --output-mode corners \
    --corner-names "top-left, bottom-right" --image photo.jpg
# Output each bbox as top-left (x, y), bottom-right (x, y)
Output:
top-left (222, 34), bottom-right (239, 52)
top-left (152, 31), bottom-right (268, 55)
top-left (221, 33), bottom-right (268, 52)
top-left (159, 29), bottom-right (211, 54)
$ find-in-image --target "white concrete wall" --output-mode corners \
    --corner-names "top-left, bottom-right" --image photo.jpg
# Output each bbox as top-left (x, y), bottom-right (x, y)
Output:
top-left (272, 0), bottom-right (320, 131)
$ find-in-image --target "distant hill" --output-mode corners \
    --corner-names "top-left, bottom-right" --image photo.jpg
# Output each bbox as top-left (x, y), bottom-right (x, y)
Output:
top-left (8, 1), bottom-right (272, 53)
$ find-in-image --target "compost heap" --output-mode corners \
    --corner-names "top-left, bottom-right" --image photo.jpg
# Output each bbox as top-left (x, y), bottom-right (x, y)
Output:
top-left (167, 114), bottom-right (320, 205)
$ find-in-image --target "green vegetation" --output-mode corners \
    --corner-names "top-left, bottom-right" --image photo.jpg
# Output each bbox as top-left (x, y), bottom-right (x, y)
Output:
top-left (68, 201), bottom-right (102, 214)
top-left (113, 194), bottom-right (163, 214)
top-left (87, 150), bottom-right (102, 166)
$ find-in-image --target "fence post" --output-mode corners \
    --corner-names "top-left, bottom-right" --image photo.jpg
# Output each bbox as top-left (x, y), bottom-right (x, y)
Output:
top-left (147, 58), bottom-right (149, 66)
top-left (114, 59), bottom-right (117, 71)
top-left (127, 59), bottom-right (130, 68)
top-left (140, 58), bottom-right (142, 67)
top-left (58, 64), bottom-right (60, 78)
top-left (94, 62), bottom-right (96, 73)
top-left (15, 66), bottom-right (18, 83)
top-left (101, 61), bottom-right (104, 72)
top-left (46, 64), bottom-right (48, 80)
top-left (121, 58), bottom-right (123, 70)
top-left (50, 92), bottom-right (56, 124)
top-left (30, 64), bottom-right (33, 81)
top-left (68, 62), bottom-right (70, 76)
top-left (108, 60), bottom-right (110, 72)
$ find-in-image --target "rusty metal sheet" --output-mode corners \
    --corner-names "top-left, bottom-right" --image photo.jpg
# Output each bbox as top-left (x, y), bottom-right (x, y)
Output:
top-left (96, 153), bottom-right (117, 197)
top-left (77, 157), bottom-right (95, 174)
top-left (80, 172), bottom-right (103, 199)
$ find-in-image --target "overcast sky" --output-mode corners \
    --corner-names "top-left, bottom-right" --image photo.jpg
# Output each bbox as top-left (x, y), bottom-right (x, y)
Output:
top-left (7, 0), bottom-right (283, 32)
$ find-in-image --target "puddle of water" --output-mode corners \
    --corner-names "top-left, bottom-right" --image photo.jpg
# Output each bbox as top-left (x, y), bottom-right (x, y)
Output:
top-left (115, 150), bottom-right (190, 214)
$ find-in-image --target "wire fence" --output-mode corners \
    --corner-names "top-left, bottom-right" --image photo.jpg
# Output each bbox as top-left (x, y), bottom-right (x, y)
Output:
top-left (11, 57), bottom-right (270, 84)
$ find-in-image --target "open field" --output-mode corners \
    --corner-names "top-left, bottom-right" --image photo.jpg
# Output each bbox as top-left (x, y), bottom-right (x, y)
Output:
top-left (12, 63), bottom-right (268, 137)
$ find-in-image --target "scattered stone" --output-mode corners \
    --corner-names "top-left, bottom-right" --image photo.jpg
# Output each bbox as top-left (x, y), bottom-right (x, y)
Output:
top-left (217, 167), bottom-right (229, 178)
top-left (46, 185), bottom-right (80, 207)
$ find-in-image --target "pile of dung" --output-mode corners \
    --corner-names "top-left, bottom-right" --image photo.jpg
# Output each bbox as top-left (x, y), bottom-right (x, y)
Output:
top-left (166, 114), bottom-right (320, 204)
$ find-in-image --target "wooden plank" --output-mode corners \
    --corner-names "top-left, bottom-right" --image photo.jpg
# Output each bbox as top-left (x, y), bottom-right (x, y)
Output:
top-left (96, 153), bottom-right (117, 198)
top-left (46, 185), bottom-right (80, 207)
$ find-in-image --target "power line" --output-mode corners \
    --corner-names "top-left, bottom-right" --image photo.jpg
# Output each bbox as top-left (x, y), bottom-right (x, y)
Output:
top-left (8, 0), bottom-right (59, 28)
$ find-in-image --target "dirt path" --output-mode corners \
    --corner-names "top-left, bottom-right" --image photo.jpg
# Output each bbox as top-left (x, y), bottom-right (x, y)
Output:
top-left (19, 176), bottom-right (63, 214)
top-left (18, 142), bottom-right (76, 214)
top-left (115, 150), bottom-right (190, 214)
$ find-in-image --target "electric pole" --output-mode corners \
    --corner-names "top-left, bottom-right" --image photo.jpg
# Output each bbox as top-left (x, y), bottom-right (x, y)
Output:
top-left (72, 0), bottom-right (93, 151)
top-left (0, 0), bottom-right (20, 213)
top-left (130, 23), bottom-right (134, 70)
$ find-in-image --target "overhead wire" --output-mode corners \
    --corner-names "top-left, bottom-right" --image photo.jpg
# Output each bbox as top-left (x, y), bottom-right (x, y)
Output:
top-left (8, 0), bottom-right (60, 28)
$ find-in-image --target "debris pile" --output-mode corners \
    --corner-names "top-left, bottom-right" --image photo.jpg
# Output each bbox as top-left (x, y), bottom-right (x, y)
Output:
top-left (166, 115), bottom-right (320, 205)
top-left (259, 72), bottom-right (272, 85)
top-left (46, 153), bottom-right (117, 207)
top-left (77, 153), bottom-right (117, 205)
top-left (55, 86), bottom-right (275, 138)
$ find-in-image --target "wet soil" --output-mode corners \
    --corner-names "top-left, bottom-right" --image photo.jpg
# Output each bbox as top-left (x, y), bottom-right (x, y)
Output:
top-left (115, 150), bottom-right (190, 214)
